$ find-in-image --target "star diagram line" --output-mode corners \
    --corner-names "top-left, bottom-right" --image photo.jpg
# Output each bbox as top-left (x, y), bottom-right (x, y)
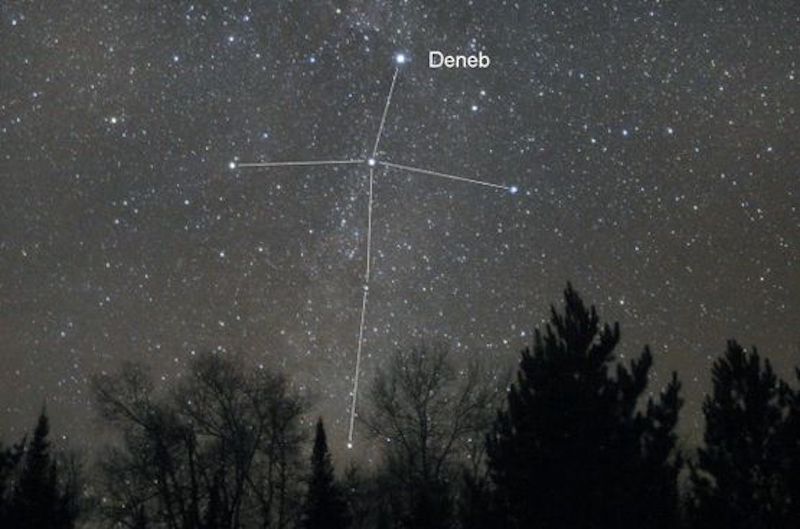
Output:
top-left (232, 53), bottom-right (519, 447)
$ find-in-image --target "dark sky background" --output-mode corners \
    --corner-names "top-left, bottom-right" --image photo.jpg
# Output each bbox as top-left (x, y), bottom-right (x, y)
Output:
top-left (1, 1), bottom-right (798, 461)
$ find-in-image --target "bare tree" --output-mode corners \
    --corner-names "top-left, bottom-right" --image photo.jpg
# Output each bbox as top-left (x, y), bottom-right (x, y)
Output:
top-left (360, 343), bottom-right (500, 528)
top-left (92, 352), bottom-right (306, 529)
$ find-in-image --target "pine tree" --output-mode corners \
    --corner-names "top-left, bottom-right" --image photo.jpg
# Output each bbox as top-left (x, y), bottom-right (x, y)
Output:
top-left (303, 418), bottom-right (350, 529)
top-left (785, 368), bottom-right (800, 511)
top-left (486, 283), bottom-right (682, 529)
top-left (689, 340), bottom-right (798, 529)
top-left (10, 410), bottom-right (77, 529)
top-left (0, 439), bottom-right (24, 526)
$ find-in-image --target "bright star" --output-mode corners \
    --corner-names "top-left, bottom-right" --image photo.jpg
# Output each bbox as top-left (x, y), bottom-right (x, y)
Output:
top-left (228, 161), bottom-right (236, 169)
top-left (234, 61), bottom-right (515, 447)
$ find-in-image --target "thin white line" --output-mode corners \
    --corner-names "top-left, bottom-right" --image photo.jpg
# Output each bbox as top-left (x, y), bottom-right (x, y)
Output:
top-left (233, 63), bottom-right (517, 449)
top-left (379, 161), bottom-right (511, 191)
top-left (236, 159), bottom-right (364, 168)
top-left (347, 167), bottom-right (376, 446)
top-left (348, 289), bottom-right (369, 445)
top-left (365, 167), bottom-right (374, 282)
top-left (372, 67), bottom-right (400, 157)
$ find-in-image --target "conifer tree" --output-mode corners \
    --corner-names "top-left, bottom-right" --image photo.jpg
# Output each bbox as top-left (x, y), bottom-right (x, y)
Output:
top-left (0, 439), bottom-right (24, 526)
top-left (785, 368), bottom-right (800, 511)
top-left (689, 340), bottom-right (798, 528)
top-left (10, 410), bottom-right (77, 529)
top-left (303, 418), bottom-right (350, 529)
top-left (486, 283), bottom-right (682, 529)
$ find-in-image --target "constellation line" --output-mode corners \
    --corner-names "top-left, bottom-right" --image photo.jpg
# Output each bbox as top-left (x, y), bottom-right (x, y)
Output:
top-left (379, 160), bottom-right (511, 191)
top-left (372, 67), bottom-right (400, 158)
top-left (348, 167), bottom-right (375, 446)
top-left (348, 288), bottom-right (368, 446)
top-left (235, 160), bottom-right (365, 168)
top-left (365, 167), bottom-right (375, 282)
top-left (233, 58), bottom-right (517, 448)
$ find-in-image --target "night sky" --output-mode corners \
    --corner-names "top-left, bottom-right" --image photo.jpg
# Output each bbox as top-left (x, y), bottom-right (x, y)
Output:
top-left (1, 1), bottom-right (798, 458)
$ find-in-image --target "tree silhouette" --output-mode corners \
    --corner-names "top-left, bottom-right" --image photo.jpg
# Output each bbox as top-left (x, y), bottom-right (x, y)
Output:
top-left (486, 283), bottom-right (682, 529)
top-left (338, 464), bottom-right (397, 529)
top-left (93, 352), bottom-right (306, 529)
top-left (0, 437), bottom-right (24, 526)
top-left (132, 505), bottom-right (149, 529)
top-left (456, 469), bottom-right (496, 529)
top-left (302, 418), bottom-right (350, 529)
top-left (8, 410), bottom-right (78, 529)
top-left (689, 340), bottom-right (798, 528)
top-left (362, 343), bottom-right (499, 529)
top-left (785, 368), bottom-right (800, 512)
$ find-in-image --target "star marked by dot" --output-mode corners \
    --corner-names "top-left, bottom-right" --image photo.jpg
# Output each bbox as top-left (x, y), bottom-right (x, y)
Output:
top-left (235, 54), bottom-right (519, 446)
top-left (1, 2), bottom-right (795, 462)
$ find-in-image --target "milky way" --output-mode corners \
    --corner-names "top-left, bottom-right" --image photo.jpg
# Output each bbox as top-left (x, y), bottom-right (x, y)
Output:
top-left (1, 2), bottom-right (798, 458)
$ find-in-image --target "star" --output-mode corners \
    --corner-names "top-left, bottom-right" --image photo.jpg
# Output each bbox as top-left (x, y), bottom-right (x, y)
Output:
top-left (1, 0), bottom-right (795, 472)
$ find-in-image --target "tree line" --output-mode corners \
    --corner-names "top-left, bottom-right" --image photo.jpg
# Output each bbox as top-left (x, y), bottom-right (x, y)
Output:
top-left (1, 283), bottom-right (798, 528)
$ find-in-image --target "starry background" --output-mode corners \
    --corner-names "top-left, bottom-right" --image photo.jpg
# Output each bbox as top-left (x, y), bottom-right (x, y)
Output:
top-left (1, 1), bottom-right (798, 458)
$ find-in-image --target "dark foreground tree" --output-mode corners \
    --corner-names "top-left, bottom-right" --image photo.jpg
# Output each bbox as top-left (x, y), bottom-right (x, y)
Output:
top-left (786, 368), bottom-right (800, 511)
top-left (131, 505), bottom-right (149, 529)
top-left (338, 464), bottom-right (391, 529)
top-left (0, 437), bottom-right (24, 525)
top-left (6, 411), bottom-right (79, 529)
top-left (456, 469), bottom-right (496, 529)
top-left (689, 340), bottom-right (799, 528)
top-left (93, 351), bottom-right (306, 529)
top-left (302, 418), bottom-right (350, 529)
top-left (362, 343), bottom-right (499, 529)
top-left (486, 283), bottom-right (683, 529)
